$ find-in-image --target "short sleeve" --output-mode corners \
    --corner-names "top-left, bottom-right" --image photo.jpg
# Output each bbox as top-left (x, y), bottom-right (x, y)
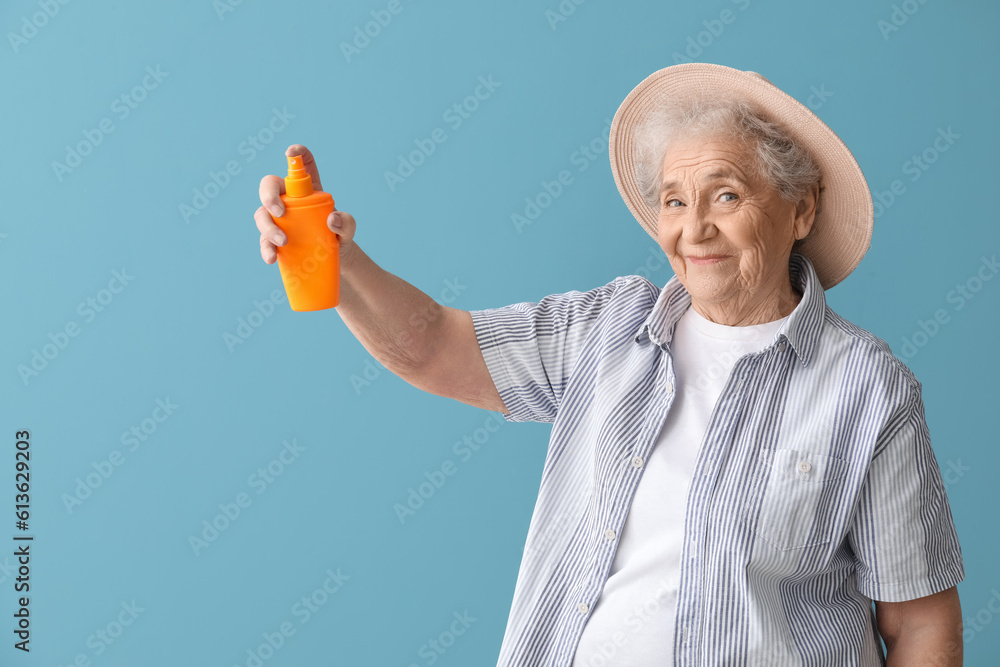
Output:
top-left (847, 383), bottom-right (965, 602)
top-left (469, 276), bottom-right (630, 424)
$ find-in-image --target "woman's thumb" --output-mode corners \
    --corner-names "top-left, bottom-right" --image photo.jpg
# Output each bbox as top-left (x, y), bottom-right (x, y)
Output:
top-left (329, 210), bottom-right (355, 241)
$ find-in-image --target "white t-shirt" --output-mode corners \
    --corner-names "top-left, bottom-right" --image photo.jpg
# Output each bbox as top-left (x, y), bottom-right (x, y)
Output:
top-left (572, 303), bottom-right (788, 666)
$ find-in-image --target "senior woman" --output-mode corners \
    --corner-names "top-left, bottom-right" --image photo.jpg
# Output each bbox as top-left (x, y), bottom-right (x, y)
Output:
top-left (254, 64), bottom-right (964, 666)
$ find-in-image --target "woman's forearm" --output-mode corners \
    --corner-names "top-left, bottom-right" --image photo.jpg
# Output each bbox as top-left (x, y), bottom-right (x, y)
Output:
top-left (334, 242), bottom-right (449, 381)
top-left (885, 632), bottom-right (962, 667)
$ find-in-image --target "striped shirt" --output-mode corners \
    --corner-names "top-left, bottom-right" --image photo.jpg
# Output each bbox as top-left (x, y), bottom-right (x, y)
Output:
top-left (468, 252), bottom-right (965, 667)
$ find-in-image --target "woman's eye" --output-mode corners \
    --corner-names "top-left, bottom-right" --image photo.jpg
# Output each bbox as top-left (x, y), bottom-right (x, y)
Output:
top-left (720, 192), bottom-right (739, 202)
top-left (663, 198), bottom-right (683, 208)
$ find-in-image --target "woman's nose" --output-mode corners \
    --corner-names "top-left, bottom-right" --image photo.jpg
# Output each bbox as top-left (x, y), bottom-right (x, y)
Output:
top-left (681, 206), bottom-right (717, 243)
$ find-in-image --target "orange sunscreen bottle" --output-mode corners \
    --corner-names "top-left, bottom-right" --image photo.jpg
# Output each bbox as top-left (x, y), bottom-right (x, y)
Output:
top-left (273, 155), bottom-right (339, 311)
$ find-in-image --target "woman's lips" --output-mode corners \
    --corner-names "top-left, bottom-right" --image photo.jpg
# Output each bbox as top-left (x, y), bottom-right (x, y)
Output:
top-left (687, 255), bottom-right (729, 265)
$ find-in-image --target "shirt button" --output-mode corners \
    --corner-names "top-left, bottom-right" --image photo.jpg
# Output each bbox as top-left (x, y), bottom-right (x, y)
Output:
top-left (631, 456), bottom-right (644, 468)
top-left (604, 529), bottom-right (616, 541)
top-left (798, 460), bottom-right (812, 473)
top-left (778, 340), bottom-right (787, 352)
top-left (664, 381), bottom-right (674, 394)
top-left (577, 602), bottom-right (589, 615)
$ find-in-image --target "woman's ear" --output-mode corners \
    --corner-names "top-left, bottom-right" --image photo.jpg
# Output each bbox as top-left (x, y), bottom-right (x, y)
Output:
top-left (793, 181), bottom-right (820, 241)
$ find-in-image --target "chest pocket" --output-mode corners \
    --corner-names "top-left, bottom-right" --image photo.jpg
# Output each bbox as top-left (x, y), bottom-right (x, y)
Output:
top-left (746, 448), bottom-right (852, 551)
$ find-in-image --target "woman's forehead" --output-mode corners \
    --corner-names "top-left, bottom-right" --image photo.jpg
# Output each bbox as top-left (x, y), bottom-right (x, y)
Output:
top-left (660, 140), bottom-right (756, 183)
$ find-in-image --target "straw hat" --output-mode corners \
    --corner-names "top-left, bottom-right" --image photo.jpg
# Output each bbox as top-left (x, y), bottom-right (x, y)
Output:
top-left (609, 62), bottom-right (873, 289)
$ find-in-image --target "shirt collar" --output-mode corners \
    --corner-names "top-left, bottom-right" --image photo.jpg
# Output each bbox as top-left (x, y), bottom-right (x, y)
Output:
top-left (632, 252), bottom-right (826, 366)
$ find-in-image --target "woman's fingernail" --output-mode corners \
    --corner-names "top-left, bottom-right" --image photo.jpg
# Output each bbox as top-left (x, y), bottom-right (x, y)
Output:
top-left (272, 204), bottom-right (284, 217)
top-left (331, 212), bottom-right (342, 227)
top-left (274, 233), bottom-right (286, 245)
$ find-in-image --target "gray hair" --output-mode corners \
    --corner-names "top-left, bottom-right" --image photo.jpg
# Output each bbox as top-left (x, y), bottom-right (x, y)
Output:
top-left (633, 96), bottom-right (822, 213)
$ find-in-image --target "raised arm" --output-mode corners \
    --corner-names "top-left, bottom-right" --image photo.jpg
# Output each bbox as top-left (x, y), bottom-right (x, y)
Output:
top-left (333, 241), bottom-right (508, 414)
top-left (255, 144), bottom-right (508, 415)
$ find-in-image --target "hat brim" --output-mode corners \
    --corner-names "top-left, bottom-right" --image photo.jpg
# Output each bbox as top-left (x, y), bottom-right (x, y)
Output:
top-left (609, 62), bottom-right (873, 290)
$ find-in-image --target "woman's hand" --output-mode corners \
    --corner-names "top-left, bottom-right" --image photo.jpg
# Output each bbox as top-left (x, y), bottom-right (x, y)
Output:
top-left (254, 143), bottom-right (357, 265)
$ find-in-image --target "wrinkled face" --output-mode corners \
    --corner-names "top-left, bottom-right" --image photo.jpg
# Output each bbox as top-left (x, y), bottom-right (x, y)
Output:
top-left (655, 132), bottom-right (814, 312)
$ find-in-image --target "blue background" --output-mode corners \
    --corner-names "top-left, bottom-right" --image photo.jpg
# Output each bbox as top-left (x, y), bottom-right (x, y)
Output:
top-left (2, 0), bottom-right (998, 664)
